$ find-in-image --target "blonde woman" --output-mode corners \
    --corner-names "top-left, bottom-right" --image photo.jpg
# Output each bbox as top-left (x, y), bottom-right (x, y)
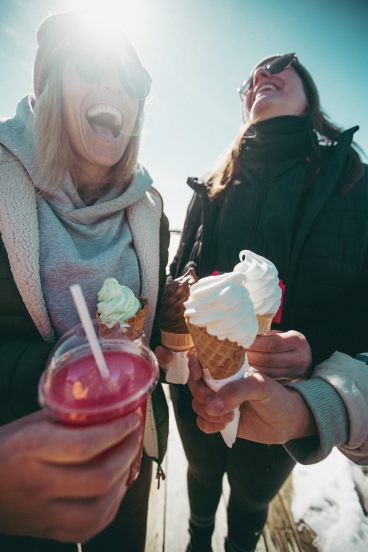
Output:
top-left (0, 11), bottom-right (168, 551)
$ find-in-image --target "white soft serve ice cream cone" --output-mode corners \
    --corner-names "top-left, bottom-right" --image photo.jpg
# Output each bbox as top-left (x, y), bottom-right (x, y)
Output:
top-left (233, 250), bottom-right (282, 335)
top-left (184, 272), bottom-right (258, 447)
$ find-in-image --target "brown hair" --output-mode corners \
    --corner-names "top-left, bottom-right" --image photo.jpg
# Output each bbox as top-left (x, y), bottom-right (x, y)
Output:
top-left (207, 55), bottom-right (364, 198)
top-left (32, 37), bottom-right (144, 191)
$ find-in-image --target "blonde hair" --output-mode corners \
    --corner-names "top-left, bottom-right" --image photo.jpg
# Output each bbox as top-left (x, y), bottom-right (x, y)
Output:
top-left (33, 60), bottom-right (143, 191)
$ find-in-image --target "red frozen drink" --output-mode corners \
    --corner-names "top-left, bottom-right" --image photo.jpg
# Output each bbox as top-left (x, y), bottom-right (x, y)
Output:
top-left (39, 321), bottom-right (158, 484)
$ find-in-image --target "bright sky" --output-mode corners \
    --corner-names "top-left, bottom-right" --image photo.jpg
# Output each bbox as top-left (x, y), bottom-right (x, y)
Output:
top-left (1, 0), bottom-right (367, 229)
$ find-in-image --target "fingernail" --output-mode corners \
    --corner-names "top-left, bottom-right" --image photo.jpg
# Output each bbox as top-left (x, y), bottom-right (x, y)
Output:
top-left (206, 397), bottom-right (224, 413)
top-left (126, 413), bottom-right (141, 429)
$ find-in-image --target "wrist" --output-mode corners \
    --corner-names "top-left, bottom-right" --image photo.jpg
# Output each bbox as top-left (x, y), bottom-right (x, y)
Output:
top-left (287, 389), bottom-right (318, 441)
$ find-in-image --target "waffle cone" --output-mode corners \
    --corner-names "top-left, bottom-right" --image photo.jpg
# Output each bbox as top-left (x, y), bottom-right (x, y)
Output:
top-left (160, 329), bottom-right (193, 352)
top-left (97, 298), bottom-right (148, 336)
top-left (186, 321), bottom-right (245, 380)
top-left (256, 313), bottom-right (274, 335)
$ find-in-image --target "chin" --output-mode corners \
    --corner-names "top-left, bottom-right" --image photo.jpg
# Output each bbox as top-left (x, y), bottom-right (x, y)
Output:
top-left (249, 109), bottom-right (288, 124)
top-left (88, 144), bottom-right (126, 169)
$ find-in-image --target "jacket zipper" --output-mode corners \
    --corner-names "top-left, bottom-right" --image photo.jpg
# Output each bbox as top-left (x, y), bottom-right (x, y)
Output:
top-left (156, 464), bottom-right (166, 489)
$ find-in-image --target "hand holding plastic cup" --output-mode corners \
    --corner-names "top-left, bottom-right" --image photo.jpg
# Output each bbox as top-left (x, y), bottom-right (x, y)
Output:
top-left (38, 319), bottom-right (158, 485)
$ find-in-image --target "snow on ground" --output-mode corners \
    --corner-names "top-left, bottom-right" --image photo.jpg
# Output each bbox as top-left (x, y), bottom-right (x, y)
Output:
top-left (292, 449), bottom-right (368, 552)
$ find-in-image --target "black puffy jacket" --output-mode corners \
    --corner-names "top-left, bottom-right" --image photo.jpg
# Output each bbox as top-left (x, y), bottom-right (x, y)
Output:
top-left (171, 117), bottom-right (368, 366)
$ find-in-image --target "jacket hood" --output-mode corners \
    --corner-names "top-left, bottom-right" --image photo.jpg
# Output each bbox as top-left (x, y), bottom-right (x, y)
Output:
top-left (0, 95), bottom-right (153, 225)
top-left (0, 95), bottom-right (37, 181)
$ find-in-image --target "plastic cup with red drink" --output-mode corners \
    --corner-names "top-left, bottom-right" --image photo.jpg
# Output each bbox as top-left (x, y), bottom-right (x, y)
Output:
top-left (38, 320), bottom-right (158, 485)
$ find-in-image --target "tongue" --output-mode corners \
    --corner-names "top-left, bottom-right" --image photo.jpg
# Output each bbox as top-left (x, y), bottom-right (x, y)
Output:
top-left (89, 121), bottom-right (115, 138)
top-left (88, 112), bottom-right (120, 138)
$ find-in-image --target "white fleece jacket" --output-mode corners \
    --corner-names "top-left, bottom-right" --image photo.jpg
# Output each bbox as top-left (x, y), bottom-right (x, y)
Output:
top-left (0, 144), bottom-right (163, 459)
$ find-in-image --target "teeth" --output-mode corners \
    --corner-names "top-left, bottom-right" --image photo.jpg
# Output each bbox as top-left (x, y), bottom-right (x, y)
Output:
top-left (257, 84), bottom-right (277, 94)
top-left (87, 104), bottom-right (122, 126)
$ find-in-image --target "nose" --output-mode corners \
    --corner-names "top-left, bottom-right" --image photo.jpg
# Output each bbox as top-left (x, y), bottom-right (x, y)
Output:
top-left (100, 66), bottom-right (123, 96)
top-left (251, 66), bottom-right (271, 89)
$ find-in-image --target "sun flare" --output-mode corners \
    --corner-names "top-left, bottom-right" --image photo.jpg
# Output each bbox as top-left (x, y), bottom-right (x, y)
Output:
top-left (70, 0), bottom-right (153, 45)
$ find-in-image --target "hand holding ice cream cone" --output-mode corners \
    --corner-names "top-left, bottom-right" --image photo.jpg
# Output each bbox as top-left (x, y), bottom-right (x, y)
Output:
top-left (184, 271), bottom-right (258, 446)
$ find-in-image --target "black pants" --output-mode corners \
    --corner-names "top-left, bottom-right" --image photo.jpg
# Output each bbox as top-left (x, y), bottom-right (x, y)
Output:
top-left (171, 385), bottom-right (295, 551)
top-left (0, 453), bottom-right (152, 552)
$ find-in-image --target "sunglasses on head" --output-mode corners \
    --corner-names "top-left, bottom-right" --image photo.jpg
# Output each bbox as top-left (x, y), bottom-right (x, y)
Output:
top-left (237, 52), bottom-right (298, 99)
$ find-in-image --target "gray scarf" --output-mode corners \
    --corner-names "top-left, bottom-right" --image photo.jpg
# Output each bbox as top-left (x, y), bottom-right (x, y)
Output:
top-left (0, 95), bottom-right (153, 336)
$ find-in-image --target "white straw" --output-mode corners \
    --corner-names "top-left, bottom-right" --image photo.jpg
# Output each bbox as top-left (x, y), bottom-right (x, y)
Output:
top-left (70, 284), bottom-right (109, 379)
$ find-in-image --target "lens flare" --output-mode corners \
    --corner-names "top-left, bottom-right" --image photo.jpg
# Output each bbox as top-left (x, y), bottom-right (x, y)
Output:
top-left (71, 0), bottom-right (152, 43)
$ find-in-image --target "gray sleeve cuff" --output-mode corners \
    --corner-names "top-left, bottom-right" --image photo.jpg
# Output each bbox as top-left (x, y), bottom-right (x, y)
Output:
top-left (283, 378), bottom-right (349, 464)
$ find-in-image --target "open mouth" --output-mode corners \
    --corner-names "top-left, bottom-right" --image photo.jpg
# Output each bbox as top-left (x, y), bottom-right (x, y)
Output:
top-left (253, 82), bottom-right (279, 100)
top-left (256, 84), bottom-right (278, 94)
top-left (86, 104), bottom-right (123, 138)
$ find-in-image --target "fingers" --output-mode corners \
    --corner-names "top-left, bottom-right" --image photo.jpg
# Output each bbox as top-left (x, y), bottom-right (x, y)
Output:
top-left (188, 349), bottom-right (202, 381)
top-left (205, 372), bottom-right (270, 415)
top-left (194, 397), bottom-right (234, 435)
top-left (196, 417), bottom-right (228, 434)
top-left (246, 331), bottom-right (312, 378)
top-left (0, 411), bottom-right (141, 543)
top-left (247, 330), bottom-right (305, 353)
top-left (39, 427), bottom-right (142, 498)
top-left (45, 474), bottom-right (128, 543)
top-left (33, 412), bottom-right (142, 464)
top-left (188, 374), bottom-right (214, 404)
top-left (155, 345), bottom-right (173, 366)
top-left (192, 399), bottom-right (234, 425)
top-left (248, 348), bottom-right (309, 374)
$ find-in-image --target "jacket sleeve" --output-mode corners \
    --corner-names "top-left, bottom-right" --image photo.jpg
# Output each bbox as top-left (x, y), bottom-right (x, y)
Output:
top-left (0, 236), bottom-right (53, 424)
top-left (0, 339), bottom-right (53, 424)
top-left (284, 352), bottom-right (368, 465)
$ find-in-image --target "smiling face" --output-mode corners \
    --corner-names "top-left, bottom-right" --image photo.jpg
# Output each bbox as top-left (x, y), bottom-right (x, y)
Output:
top-left (61, 53), bottom-right (139, 186)
top-left (242, 61), bottom-right (308, 123)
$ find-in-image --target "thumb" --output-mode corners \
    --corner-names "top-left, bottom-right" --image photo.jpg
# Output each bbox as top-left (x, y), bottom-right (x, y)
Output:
top-left (155, 345), bottom-right (173, 366)
top-left (188, 349), bottom-right (203, 381)
top-left (206, 373), bottom-right (267, 414)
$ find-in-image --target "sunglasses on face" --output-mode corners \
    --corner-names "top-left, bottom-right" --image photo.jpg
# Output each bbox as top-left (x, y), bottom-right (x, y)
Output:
top-left (237, 52), bottom-right (298, 99)
top-left (72, 44), bottom-right (152, 100)
top-left (75, 60), bottom-right (151, 100)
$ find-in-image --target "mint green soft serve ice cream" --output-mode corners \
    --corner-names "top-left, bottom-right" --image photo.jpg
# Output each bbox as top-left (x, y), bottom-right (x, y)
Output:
top-left (97, 278), bottom-right (141, 327)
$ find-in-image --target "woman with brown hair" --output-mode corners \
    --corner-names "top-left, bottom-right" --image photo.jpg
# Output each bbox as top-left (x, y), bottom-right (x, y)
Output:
top-left (164, 53), bottom-right (368, 551)
top-left (0, 10), bottom-right (168, 552)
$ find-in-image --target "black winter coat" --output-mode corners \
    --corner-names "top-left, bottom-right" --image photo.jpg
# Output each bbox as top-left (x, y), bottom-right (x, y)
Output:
top-left (171, 117), bottom-right (368, 366)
